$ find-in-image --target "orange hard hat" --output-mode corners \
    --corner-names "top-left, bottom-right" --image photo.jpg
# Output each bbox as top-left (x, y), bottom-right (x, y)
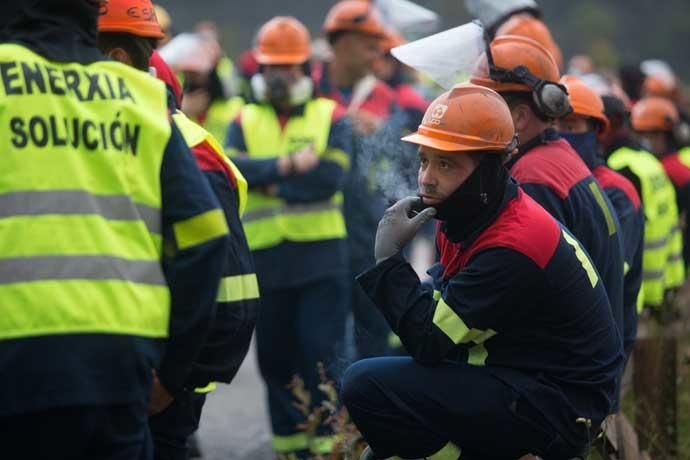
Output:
top-left (560, 75), bottom-right (610, 135)
top-left (380, 27), bottom-right (406, 54)
top-left (323, 0), bottom-right (385, 37)
top-left (631, 97), bottom-right (679, 132)
top-left (642, 74), bottom-right (677, 100)
top-left (470, 35), bottom-right (561, 94)
top-left (254, 16), bottom-right (311, 65)
top-left (495, 13), bottom-right (563, 70)
top-left (98, 0), bottom-right (164, 39)
top-left (402, 83), bottom-right (516, 153)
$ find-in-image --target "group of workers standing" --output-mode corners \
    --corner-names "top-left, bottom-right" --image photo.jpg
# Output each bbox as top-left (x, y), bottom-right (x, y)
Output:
top-left (1, 1), bottom-right (689, 460)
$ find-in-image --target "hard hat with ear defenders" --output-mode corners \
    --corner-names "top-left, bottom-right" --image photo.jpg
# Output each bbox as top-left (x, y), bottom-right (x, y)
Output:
top-left (471, 34), bottom-right (571, 119)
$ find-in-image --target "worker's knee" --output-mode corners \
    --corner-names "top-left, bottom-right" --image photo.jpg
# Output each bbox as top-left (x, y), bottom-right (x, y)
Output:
top-left (340, 358), bottom-right (378, 411)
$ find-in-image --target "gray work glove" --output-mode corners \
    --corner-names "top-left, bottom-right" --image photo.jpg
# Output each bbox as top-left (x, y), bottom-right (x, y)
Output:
top-left (375, 197), bottom-right (437, 264)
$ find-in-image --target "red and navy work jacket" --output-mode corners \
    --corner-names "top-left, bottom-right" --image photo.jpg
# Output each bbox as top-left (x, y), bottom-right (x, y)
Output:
top-left (154, 51), bottom-right (259, 388)
top-left (313, 61), bottom-right (401, 272)
top-left (559, 132), bottom-right (643, 358)
top-left (509, 133), bottom-right (625, 345)
top-left (357, 181), bottom-right (623, 445)
top-left (661, 152), bottom-right (690, 266)
top-left (392, 82), bottom-right (428, 133)
top-left (592, 165), bottom-right (643, 357)
top-left (313, 61), bottom-right (397, 120)
top-left (185, 137), bottom-right (258, 389)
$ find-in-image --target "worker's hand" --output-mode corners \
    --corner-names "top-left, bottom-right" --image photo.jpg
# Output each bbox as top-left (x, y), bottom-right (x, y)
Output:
top-left (291, 145), bottom-right (319, 174)
top-left (277, 156), bottom-right (293, 176)
top-left (351, 111), bottom-right (383, 136)
top-left (374, 197), bottom-right (436, 264)
top-left (181, 89), bottom-right (210, 119)
top-left (148, 371), bottom-right (174, 415)
top-left (261, 184), bottom-right (279, 197)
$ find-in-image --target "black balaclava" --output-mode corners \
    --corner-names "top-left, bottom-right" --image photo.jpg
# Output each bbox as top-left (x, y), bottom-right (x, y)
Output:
top-left (435, 154), bottom-right (510, 243)
top-left (559, 131), bottom-right (602, 170)
top-left (0, 0), bottom-right (103, 64)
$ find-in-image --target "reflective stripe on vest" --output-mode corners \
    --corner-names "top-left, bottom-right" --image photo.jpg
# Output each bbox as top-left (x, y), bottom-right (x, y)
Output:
top-left (608, 147), bottom-right (684, 306)
top-left (239, 99), bottom-right (347, 250)
top-left (0, 44), bottom-right (171, 340)
top-left (172, 110), bottom-right (248, 216)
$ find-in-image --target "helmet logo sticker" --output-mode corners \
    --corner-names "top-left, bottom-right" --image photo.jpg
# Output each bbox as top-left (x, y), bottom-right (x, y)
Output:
top-left (427, 104), bottom-right (448, 125)
top-left (126, 6), bottom-right (157, 21)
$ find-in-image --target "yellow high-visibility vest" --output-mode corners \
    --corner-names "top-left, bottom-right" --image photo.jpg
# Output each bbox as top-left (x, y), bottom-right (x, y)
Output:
top-left (173, 110), bottom-right (248, 216)
top-left (0, 44), bottom-right (172, 340)
top-left (234, 99), bottom-right (347, 251)
top-left (198, 96), bottom-right (244, 147)
top-left (608, 146), bottom-right (684, 307)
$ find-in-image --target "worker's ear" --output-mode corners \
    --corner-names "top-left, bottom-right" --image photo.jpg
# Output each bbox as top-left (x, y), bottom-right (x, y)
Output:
top-left (108, 47), bottom-right (134, 67)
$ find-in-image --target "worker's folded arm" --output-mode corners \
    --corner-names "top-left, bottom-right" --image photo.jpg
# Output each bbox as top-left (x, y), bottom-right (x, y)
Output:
top-left (225, 120), bottom-right (283, 187)
top-left (357, 248), bottom-right (543, 365)
top-left (158, 124), bottom-right (230, 396)
top-left (231, 156), bottom-right (284, 187)
top-left (277, 157), bottom-right (344, 202)
top-left (277, 116), bottom-right (352, 202)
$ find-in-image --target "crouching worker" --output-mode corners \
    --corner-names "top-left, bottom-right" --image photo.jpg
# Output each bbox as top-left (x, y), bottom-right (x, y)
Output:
top-left (341, 84), bottom-right (624, 460)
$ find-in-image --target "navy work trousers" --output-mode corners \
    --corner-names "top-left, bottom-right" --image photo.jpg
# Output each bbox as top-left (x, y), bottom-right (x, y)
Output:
top-left (341, 357), bottom-right (588, 460)
top-left (1, 403), bottom-right (152, 460)
top-left (256, 275), bottom-right (349, 456)
top-left (149, 392), bottom-right (206, 460)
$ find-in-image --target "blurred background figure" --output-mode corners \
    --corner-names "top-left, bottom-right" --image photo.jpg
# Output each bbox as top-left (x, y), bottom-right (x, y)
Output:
top-left (154, 3), bottom-right (173, 47)
top-left (318, 0), bottom-right (400, 360)
top-left (601, 93), bottom-right (685, 313)
top-left (568, 54), bottom-right (596, 76)
top-left (160, 25), bottom-right (244, 145)
top-left (225, 16), bottom-right (353, 459)
top-left (632, 97), bottom-right (690, 269)
top-left (373, 27), bottom-right (428, 134)
top-left (466, 0), bottom-right (563, 69)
